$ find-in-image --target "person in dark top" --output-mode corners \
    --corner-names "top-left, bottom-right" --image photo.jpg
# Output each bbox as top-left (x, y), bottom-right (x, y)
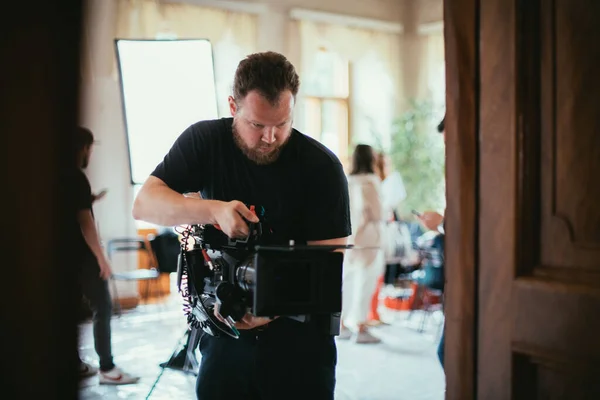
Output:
top-left (74, 127), bottom-right (140, 385)
top-left (133, 51), bottom-right (351, 400)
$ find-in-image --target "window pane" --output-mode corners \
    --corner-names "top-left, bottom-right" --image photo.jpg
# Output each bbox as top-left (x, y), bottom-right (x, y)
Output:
top-left (302, 98), bottom-right (322, 140)
top-left (321, 100), bottom-right (348, 161)
top-left (300, 98), bottom-right (348, 165)
top-left (303, 50), bottom-right (349, 98)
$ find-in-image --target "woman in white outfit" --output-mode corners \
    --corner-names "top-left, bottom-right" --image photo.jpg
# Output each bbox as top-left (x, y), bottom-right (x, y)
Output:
top-left (339, 144), bottom-right (385, 344)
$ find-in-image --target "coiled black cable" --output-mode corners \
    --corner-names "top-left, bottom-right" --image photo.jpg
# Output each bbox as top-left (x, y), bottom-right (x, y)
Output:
top-left (175, 225), bottom-right (202, 330)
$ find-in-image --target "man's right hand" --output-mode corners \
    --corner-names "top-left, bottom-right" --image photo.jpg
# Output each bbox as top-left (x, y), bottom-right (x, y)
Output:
top-left (98, 256), bottom-right (113, 280)
top-left (211, 200), bottom-right (260, 239)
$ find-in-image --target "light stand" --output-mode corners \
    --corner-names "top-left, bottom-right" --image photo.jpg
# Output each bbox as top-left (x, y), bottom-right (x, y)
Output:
top-left (145, 327), bottom-right (201, 399)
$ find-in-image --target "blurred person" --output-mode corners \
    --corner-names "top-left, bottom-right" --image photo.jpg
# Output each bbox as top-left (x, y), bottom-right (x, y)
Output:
top-left (73, 127), bottom-right (140, 385)
top-left (417, 116), bottom-right (445, 234)
top-left (367, 152), bottom-right (411, 327)
top-left (375, 151), bottom-right (389, 181)
top-left (376, 151), bottom-right (406, 221)
top-left (339, 144), bottom-right (384, 344)
top-left (132, 52), bottom-right (351, 400)
top-left (418, 210), bottom-right (444, 233)
top-left (416, 115), bottom-right (446, 368)
top-left (367, 152), bottom-right (393, 327)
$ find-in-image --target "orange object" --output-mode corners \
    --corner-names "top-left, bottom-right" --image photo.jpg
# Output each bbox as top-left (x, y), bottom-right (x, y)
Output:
top-left (382, 281), bottom-right (441, 311)
top-left (383, 296), bottom-right (412, 310)
top-left (137, 228), bottom-right (170, 300)
top-left (368, 275), bottom-right (384, 321)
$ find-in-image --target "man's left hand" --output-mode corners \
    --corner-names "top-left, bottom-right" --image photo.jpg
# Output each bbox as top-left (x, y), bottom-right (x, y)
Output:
top-left (92, 189), bottom-right (108, 203)
top-left (214, 303), bottom-right (276, 330)
top-left (234, 313), bottom-right (277, 330)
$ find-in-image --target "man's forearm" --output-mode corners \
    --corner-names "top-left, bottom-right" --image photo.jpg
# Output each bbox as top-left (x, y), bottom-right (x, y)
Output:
top-left (308, 236), bottom-right (349, 255)
top-left (132, 183), bottom-right (219, 226)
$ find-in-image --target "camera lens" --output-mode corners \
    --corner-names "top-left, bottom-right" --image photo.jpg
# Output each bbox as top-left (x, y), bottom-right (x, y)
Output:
top-left (236, 256), bottom-right (256, 292)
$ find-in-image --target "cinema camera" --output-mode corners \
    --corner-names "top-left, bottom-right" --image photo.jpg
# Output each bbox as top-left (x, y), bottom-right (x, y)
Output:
top-left (175, 210), bottom-right (348, 339)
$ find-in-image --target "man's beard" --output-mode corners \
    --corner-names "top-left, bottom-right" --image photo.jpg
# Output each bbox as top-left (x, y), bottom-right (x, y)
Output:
top-left (232, 120), bottom-right (291, 165)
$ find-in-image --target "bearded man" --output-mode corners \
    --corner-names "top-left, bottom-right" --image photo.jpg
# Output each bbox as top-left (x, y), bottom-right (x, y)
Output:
top-left (132, 51), bottom-right (351, 400)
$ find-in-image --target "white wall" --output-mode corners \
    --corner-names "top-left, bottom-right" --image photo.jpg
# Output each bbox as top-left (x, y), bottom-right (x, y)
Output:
top-left (80, 0), bottom-right (136, 297)
top-left (417, 0), bottom-right (444, 24)
top-left (80, 0), bottom-right (442, 298)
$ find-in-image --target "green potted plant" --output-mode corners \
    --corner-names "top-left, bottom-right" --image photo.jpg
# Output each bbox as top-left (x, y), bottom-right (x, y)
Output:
top-left (384, 100), bottom-right (446, 219)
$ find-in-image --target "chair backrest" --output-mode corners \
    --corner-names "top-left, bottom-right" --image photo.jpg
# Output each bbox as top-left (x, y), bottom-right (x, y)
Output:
top-left (106, 238), bottom-right (147, 261)
top-left (149, 231), bottom-right (181, 274)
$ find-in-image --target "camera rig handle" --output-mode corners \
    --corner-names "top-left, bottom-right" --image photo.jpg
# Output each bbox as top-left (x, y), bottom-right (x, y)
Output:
top-left (215, 281), bottom-right (247, 322)
top-left (212, 205), bottom-right (258, 239)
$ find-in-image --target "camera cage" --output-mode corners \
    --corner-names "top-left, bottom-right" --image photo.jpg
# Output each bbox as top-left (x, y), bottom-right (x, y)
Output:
top-left (175, 222), bottom-right (348, 339)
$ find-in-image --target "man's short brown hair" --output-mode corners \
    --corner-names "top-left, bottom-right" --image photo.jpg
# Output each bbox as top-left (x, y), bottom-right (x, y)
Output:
top-left (232, 51), bottom-right (300, 105)
top-left (76, 126), bottom-right (94, 151)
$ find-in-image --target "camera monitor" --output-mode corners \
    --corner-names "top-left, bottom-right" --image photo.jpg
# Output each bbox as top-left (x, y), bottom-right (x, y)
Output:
top-left (252, 248), bottom-right (343, 317)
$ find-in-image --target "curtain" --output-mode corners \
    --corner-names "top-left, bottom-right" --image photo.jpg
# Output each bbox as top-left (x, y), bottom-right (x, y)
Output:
top-left (114, 0), bottom-right (258, 116)
top-left (297, 20), bottom-right (403, 152)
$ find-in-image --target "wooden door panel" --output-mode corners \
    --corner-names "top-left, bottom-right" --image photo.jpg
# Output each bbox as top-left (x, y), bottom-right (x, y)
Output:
top-left (513, 279), bottom-right (600, 360)
top-left (479, 0), bottom-right (600, 398)
top-left (443, 0), bottom-right (478, 398)
top-left (540, 0), bottom-right (600, 269)
top-left (479, 0), bottom-right (516, 397)
top-left (537, 368), bottom-right (600, 400)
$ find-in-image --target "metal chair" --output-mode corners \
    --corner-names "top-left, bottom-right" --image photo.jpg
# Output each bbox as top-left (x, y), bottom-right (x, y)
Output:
top-left (107, 237), bottom-right (160, 317)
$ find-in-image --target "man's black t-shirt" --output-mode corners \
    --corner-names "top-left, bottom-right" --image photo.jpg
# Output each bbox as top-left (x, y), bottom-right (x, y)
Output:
top-left (151, 118), bottom-right (351, 244)
top-left (73, 168), bottom-right (93, 257)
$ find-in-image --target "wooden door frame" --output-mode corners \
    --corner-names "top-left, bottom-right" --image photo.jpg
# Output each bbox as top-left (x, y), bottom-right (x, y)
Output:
top-left (443, 0), bottom-right (479, 399)
top-left (2, 1), bottom-right (83, 398)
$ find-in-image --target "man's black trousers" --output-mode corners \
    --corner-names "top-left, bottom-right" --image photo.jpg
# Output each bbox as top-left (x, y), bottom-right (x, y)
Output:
top-left (196, 317), bottom-right (337, 400)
